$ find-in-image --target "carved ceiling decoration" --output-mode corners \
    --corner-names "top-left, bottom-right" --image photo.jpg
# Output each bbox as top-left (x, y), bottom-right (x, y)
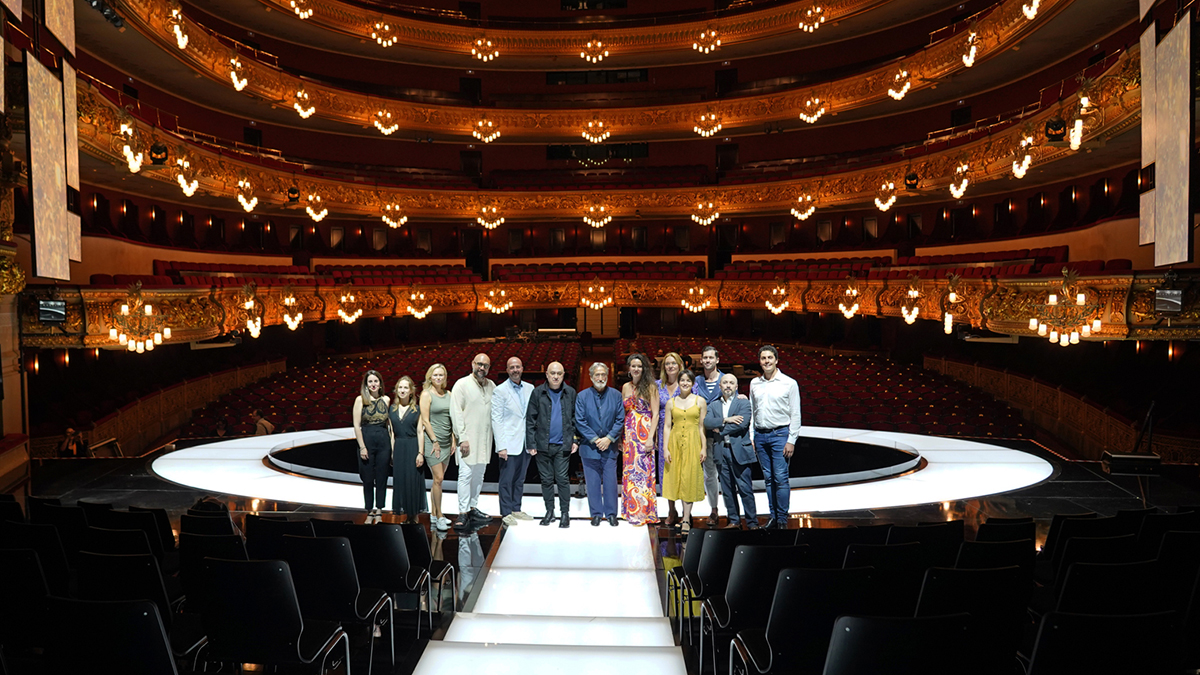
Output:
top-left (117, 0), bottom-right (1073, 142)
top-left (72, 45), bottom-right (1140, 221)
top-left (20, 268), bottom-right (1200, 348)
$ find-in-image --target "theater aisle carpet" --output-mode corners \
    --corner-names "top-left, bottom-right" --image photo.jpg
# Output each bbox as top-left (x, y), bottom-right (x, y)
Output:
top-left (414, 524), bottom-right (685, 675)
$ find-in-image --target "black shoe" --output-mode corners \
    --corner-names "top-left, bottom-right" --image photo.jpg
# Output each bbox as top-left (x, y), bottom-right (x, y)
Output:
top-left (540, 513), bottom-right (556, 526)
top-left (452, 516), bottom-right (470, 529)
top-left (607, 515), bottom-right (618, 527)
top-left (591, 515), bottom-right (602, 526)
top-left (560, 517), bottom-right (570, 528)
top-left (774, 520), bottom-right (789, 530)
top-left (762, 518), bottom-right (775, 530)
top-left (469, 508), bottom-right (490, 522)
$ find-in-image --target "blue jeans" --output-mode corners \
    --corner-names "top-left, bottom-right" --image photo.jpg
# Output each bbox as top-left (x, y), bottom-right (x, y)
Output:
top-left (581, 453), bottom-right (618, 517)
top-left (754, 427), bottom-right (791, 522)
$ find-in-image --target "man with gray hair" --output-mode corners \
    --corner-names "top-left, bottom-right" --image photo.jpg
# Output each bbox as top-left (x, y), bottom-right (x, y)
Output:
top-left (705, 373), bottom-right (758, 528)
top-left (574, 361), bottom-right (624, 525)
top-left (526, 361), bottom-right (578, 527)
top-left (450, 353), bottom-right (496, 529)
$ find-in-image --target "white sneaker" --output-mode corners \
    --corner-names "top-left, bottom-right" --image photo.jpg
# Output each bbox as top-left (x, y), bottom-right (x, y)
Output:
top-left (513, 511), bottom-right (534, 521)
top-left (502, 514), bottom-right (519, 527)
top-left (434, 517), bottom-right (451, 531)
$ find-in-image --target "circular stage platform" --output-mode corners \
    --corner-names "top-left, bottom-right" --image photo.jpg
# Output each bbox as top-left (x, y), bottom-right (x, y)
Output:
top-left (152, 427), bottom-right (1053, 516)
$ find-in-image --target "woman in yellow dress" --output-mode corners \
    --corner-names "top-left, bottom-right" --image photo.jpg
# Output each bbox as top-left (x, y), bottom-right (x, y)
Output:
top-left (662, 369), bottom-right (707, 533)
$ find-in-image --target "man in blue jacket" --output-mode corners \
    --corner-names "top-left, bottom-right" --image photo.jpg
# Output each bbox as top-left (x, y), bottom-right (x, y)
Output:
top-left (575, 362), bottom-right (624, 526)
top-left (705, 373), bottom-right (759, 529)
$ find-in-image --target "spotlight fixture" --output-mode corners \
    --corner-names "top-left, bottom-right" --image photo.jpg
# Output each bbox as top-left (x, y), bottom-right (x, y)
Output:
top-left (1012, 134), bottom-right (1034, 178)
top-left (681, 286), bottom-right (712, 313)
top-left (1044, 117), bottom-right (1067, 142)
top-left (306, 194), bottom-right (328, 222)
top-left (484, 286), bottom-right (513, 313)
top-left (477, 204), bottom-right (505, 229)
top-left (382, 202), bottom-right (408, 228)
top-left (1022, 0), bottom-right (1039, 19)
top-left (87, 0), bottom-right (125, 29)
top-left (693, 110), bottom-right (722, 138)
top-left (693, 27), bottom-right (720, 54)
top-left (904, 171), bottom-right (920, 190)
top-left (582, 117), bottom-right (611, 143)
top-left (229, 56), bottom-right (248, 91)
top-left (293, 88), bottom-right (315, 119)
top-left (949, 162), bottom-right (969, 198)
top-left (961, 31), bottom-right (977, 67)
top-left (580, 37), bottom-right (608, 63)
top-left (798, 96), bottom-right (826, 124)
top-left (583, 203), bottom-right (612, 228)
top-left (766, 279), bottom-right (790, 314)
top-left (691, 201), bottom-right (720, 226)
top-left (337, 287), bottom-right (363, 324)
top-left (287, 186), bottom-right (300, 203)
top-left (799, 5), bottom-right (825, 32)
top-left (471, 115), bottom-right (500, 143)
top-left (887, 67), bottom-right (911, 100)
top-left (406, 284), bottom-right (432, 319)
top-left (149, 141), bottom-right (168, 165)
top-left (874, 181), bottom-right (897, 211)
top-left (290, 0), bottom-right (313, 19)
top-left (175, 154), bottom-right (198, 197)
top-left (472, 36), bottom-right (499, 61)
top-left (791, 194), bottom-right (816, 220)
top-left (236, 176), bottom-right (257, 212)
top-left (580, 278), bottom-right (614, 310)
top-left (373, 19), bottom-right (398, 48)
top-left (167, 0), bottom-right (188, 49)
top-left (373, 110), bottom-right (398, 135)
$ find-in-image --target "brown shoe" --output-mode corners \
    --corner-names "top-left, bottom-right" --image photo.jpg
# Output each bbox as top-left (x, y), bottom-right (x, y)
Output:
top-left (720, 521), bottom-right (740, 529)
top-left (707, 509), bottom-right (720, 528)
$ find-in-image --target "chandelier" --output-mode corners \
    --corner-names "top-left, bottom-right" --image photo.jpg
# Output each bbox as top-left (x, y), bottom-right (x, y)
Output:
top-left (229, 55), bottom-right (248, 91)
top-left (887, 67), bottom-right (911, 100)
top-left (382, 201), bottom-right (408, 228)
top-left (900, 275), bottom-right (921, 324)
top-left (580, 37), bottom-right (608, 63)
top-left (944, 312), bottom-right (954, 334)
top-left (484, 286), bottom-right (513, 313)
top-left (294, 88), bottom-right (315, 119)
top-left (281, 286), bottom-right (303, 330)
top-left (290, 0), bottom-right (313, 19)
top-left (1068, 90), bottom-right (1092, 151)
top-left (306, 194), bottom-right (328, 222)
top-left (1013, 133), bottom-right (1034, 178)
top-left (681, 286), bottom-right (712, 313)
top-left (838, 281), bottom-right (860, 319)
top-left (472, 115), bottom-right (500, 143)
top-left (946, 273), bottom-right (964, 304)
top-left (337, 286), bottom-right (363, 324)
top-left (583, 203), bottom-right (612, 228)
top-left (961, 31), bottom-right (977, 67)
top-left (582, 116), bottom-right (611, 143)
top-left (373, 110), bottom-right (398, 136)
top-left (108, 282), bottom-right (171, 354)
top-left (580, 278), bottom-right (614, 310)
top-left (874, 181), bottom-right (897, 211)
top-left (693, 110), bottom-right (722, 137)
top-left (693, 27), bottom-right (720, 54)
top-left (477, 204), bottom-right (505, 229)
top-left (117, 108), bottom-right (143, 174)
top-left (1028, 270), bottom-right (1102, 346)
top-left (1022, 0), bottom-right (1039, 19)
top-left (766, 279), bottom-right (789, 314)
top-left (373, 20), bottom-right (397, 47)
top-left (236, 176), bottom-right (257, 212)
top-left (168, 0), bottom-right (188, 49)
top-left (175, 153), bottom-right (198, 197)
top-left (691, 201), bottom-right (720, 225)
top-left (799, 5), bottom-right (825, 32)
top-left (791, 194), bottom-right (816, 220)
top-left (472, 36), bottom-right (499, 62)
top-left (949, 161), bottom-right (970, 198)
top-left (406, 284), bottom-right (432, 319)
top-left (799, 96), bottom-right (826, 124)
top-left (240, 284), bottom-right (263, 339)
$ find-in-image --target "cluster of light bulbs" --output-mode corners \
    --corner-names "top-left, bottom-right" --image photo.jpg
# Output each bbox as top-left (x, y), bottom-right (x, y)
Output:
top-left (1013, 135), bottom-right (1034, 178)
top-left (373, 110), bottom-right (398, 135)
top-left (799, 5), bottom-right (825, 32)
top-left (693, 112), bottom-right (722, 137)
top-left (472, 117), bottom-right (501, 143)
top-left (693, 29), bottom-right (720, 54)
top-left (282, 294), bottom-right (303, 330)
top-left (485, 288), bottom-right (513, 313)
top-left (1068, 96), bottom-right (1089, 150)
top-left (584, 205), bottom-right (612, 228)
top-left (961, 32), bottom-right (977, 68)
top-left (176, 157), bottom-right (198, 197)
top-left (478, 205), bottom-right (505, 229)
top-left (229, 57), bottom-right (247, 91)
top-left (681, 287), bottom-right (712, 313)
top-left (407, 288), bottom-right (432, 319)
top-left (766, 285), bottom-right (789, 314)
top-left (338, 291), bottom-right (363, 324)
top-left (382, 203), bottom-right (408, 228)
top-left (109, 302), bottom-right (170, 354)
top-left (944, 312), bottom-right (954, 334)
top-left (1030, 292), bottom-right (1102, 346)
top-left (473, 37), bottom-right (499, 62)
top-left (791, 194), bottom-right (816, 220)
top-left (799, 97), bottom-right (825, 124)
top-left (306, 194), bottom-right (328, 222)
top-left (236, 177), bottom-right (257, 212)
top-left (839, 287), bottom-right (859, 319)
top-left (874, 181), bottom-right (897, 211)
top-left (581, 283), bottom-right (613, 310)
top-left (244, 298), bottom-right (262, 339)
top-left (691, 202), bottom-right (720, 226)
top-left (949, 162), bottom-right (970, 199)
top-left (582, 118), bottom-right (611, 143)
top-left (888, 69), bottom-right (910, 100)
top-left (581, 38), bottom-right (608, 63)
top-left (294, 88), bottom-right (315, 119)
top-left (1022, 0), bottom-right (1039, 20)
top-left (168, 2), bottom-right (188, 49)
top-left (119, 120), bottom-right (143, 174)
top-left (373, 21), bottom-right (397, 48)
top-left (290, 0), bottom-right (313, 20)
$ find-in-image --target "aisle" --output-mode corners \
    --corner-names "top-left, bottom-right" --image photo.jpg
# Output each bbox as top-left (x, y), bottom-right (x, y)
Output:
top-left (413, 524), bottom-right (686, 675)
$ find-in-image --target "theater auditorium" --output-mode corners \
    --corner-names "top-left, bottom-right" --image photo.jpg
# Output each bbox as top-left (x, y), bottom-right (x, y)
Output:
top-left (1, 0), bottom-right (1199, 672)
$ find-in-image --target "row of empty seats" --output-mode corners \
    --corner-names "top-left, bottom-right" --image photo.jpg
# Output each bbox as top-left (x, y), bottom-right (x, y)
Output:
top-left (492, 261), bottom-right (704, 282)
top-left (894, 246), bottom-right (1068, 267)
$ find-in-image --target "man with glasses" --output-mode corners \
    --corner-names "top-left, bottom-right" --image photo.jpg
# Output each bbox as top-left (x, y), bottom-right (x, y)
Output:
top-left (450, 353), bottom-right (496, 529)
top-left (575, 362), bottom-right (624, 526)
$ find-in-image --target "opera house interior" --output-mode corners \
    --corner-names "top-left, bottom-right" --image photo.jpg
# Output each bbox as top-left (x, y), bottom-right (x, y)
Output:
top-left (1, 0), bottom-right (1199, 672)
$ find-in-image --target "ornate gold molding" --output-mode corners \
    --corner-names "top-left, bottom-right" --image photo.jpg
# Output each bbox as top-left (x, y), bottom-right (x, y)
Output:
top-left (115, 0), bottom-right (1074, 142)
top-left (72, 45), bottom-right (1140, 221)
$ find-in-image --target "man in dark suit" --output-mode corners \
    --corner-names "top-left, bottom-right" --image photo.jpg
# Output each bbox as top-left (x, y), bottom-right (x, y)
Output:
top-left (526, 361), bottom-right (578, 528)
top-left (705, 373), bottom-right (759, 529)
top-left (575, 362), bottom-right (625, 526)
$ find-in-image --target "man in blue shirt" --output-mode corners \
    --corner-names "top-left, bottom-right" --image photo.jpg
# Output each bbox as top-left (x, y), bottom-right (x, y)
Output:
top-left (575, 362), bottom-right (624, 526)
top-left (526, 362), bottom-right (578, 527)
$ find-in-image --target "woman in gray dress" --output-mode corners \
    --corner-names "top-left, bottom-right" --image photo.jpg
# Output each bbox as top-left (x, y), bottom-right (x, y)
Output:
top-left (419, 363), bottom-right (455, 531)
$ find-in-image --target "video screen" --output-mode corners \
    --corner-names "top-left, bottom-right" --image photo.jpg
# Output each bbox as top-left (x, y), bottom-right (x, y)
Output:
top-left (28, 56), bottom-right (70, 281)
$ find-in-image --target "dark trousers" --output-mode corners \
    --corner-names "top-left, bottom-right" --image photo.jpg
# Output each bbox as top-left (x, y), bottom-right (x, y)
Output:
top-left (754, 427), bottom-right (791, 522)
top-left (359, 424), bottom-right (391, 510)
top-left (716, 443), bottom-right (758, 525)
top-left (498, 450), bottom-right (532, 516)
top-left (582, 453), bottom-right (618, 518)
top-left (534, 443), bottom-right (571, 516)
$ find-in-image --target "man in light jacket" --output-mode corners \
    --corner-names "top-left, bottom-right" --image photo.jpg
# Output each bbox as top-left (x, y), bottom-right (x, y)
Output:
top-left (450, 353), bottom-right (496, 529)
top-left (492, 356), bottom-right (535, 526)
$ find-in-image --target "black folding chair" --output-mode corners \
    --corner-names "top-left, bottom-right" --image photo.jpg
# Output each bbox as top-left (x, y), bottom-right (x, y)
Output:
top-left (46, 598), bottom-right (181, 675)
top-left (344, 523), bottom-right (432, 637)
top-left (666, 527), bottom-right (705, 638)
top-left (956, 539), bottom-right (1035, 580)
top-left (178, 532), bottom-right (247, 613)
top-left (1138, 512), bottom-right (1200, 557)
top-left (81, 526), bottom-right (153, 556)
top-left (795, 526), bottom-right (884, 568)
top-left (128, 505), bottom-right (177, 554)
top-left (400, 522), bottom-right (457, 613)
top-left (245, 516), bottom-right (315, 560)
top-left (1056, 560), bottom-right (1174, 615)
top-left (682, 529), bottom-right (760, 645)
top-left (310, 517), bottom-right (354, 537)
top-left (181, 513), bottom-right (237, 536)
top-left (0, 549), bottom-right (50, 655)
top-left (30, 503), bottom-right (89, 563)
top-left (823, 613), bottom-right (974, 675)
top-left (976, 520), bottom-right (1036, 543)
top-left (915, 566), bottom-right (1031, 675)
top-left (843, 542), bottom-right (933, 615)
top-left (1026, 611), bottom-right (1182, 675)
top-left (0, 520), bottom-right (71, 595)
top-left (90, 509), bottom-right (173, 572)
top-left (0, 500), bottom-right (24, 523)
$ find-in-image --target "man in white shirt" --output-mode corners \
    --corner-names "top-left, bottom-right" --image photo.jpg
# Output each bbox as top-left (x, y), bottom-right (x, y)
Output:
top-left (450, 353), bottom-right (496, 529)
top-left (492, 356), bottom-right (535, 526)
top-left (748, 345), bottom-right (802, 529)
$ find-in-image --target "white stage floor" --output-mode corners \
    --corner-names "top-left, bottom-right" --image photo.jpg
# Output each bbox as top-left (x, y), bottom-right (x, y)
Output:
top-left (151, 427), bottom-right (1053, 516)
top-left (417, 525), bottom-right (686, 675)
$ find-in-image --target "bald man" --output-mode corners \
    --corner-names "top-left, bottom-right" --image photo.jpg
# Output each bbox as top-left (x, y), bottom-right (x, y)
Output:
top-left (450, 353), bottom-right (496, 529)
top-left (492, 356), bottom-right (535, 525)
top-left (526, 361), bottom-right (578, 527)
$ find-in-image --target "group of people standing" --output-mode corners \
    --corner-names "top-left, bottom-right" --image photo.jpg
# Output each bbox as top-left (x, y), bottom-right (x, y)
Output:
top-left (350, 344), bottom-right (803, 531)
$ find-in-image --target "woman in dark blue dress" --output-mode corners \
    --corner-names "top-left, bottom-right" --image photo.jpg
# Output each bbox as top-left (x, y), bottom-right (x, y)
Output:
top-left (390, 376), bottom-right (428, 522)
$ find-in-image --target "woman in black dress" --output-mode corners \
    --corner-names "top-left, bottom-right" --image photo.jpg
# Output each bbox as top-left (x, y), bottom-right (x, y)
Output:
top-left (390, 375), bottom-right (428, 522)
top-left (353, 369), bottom-right (392, 523)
